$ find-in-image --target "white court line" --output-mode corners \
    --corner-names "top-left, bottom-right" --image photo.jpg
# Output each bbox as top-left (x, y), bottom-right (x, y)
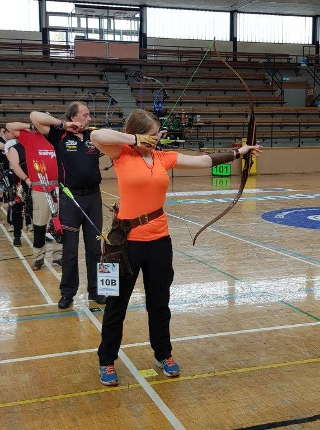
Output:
top-left (167, 212), bottom-right (320, 268)
top-left (0, 223), bottom-right (53, 304)
top-left (0, 348), bottom-right (97, 365)
top-left (83, 305), bottom-right (186, 430)
top-left (1, 303), bottom-right (58, 311)
top-left (123, 321), bottom-right (320, 348)
top-left (0, 206), bottom-right (62, 281)
top-left (2, 321), bottom-right (320, 365)
top-left (100, 189), bottom-right (320, 268)
top-left (9, 219), bottom-right (185, 430)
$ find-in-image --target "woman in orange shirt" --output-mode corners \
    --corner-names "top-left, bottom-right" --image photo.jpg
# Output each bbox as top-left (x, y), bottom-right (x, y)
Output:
top-left (91, 109), bottom-right (262, 386)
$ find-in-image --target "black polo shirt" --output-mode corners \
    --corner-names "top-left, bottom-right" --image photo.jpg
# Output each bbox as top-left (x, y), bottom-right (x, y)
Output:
top-left (11, 142), bottom-right (27, 184)
top-left (47, 126), bottom-right (101, 190)
top-left (0, 137), bottom-right (9, 170)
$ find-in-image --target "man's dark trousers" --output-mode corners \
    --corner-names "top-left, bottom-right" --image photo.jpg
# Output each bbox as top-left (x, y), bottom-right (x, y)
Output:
top-left (59, 189), bottom-right (102, 298)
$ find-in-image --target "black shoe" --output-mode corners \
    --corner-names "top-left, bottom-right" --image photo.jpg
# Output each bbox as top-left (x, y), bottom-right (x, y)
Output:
top-left (52, 258), bottom-right (62, 267)
top-left (32, 258), bottom-right (44, 271)
top-left (13, 237), bottom-right (21, 247)
top-left (88, 294), bottom-right (107, 305)
top-left (58, 296), bottom-right (73, 309)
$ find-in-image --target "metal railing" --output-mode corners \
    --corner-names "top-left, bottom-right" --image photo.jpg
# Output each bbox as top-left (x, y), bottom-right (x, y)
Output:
top-left (0, 39), bottom-right (73, 57)
top-left (265, 69), bottom-right (284, 105)
top-left (184, 119), bottom-right (320, 148)
top-left (303, 61), bottom-right (320, 105)
top-left (144, 45), bottom-right (302, 65)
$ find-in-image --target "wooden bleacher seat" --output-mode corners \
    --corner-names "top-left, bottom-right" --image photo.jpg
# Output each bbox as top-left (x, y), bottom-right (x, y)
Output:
top-left (143, 106), bottom-right (320, 115)
top-left (132, 71), bottom-right (267, 80)
top-left (0, 95), bottom-right (122, 111)
top-left (191, 117), bottom-right (320, 125)
top-left (0, 104), bottom-right (122, 114)
top-left (0, 116), bottom-right (123, 126)
top-left (0, 67), bottom-right (104, 77)
top-left (0, 53), bottom-right (298, 71)
top-left (0, 79), bottom-right (107, 88)
top-left (141, 48), bottom-right (291, 63)
top-left (130, 83), bottom-right (274, 92)
top-left (185, 129), bottom-right (320, 138)
top-left (0, 42), bottom-right (72, 54)
top-left (136, 95), bottom-right (282, 104)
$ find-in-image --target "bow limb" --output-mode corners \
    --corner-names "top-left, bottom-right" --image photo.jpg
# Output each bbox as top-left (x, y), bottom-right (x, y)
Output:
top-left (192, 42), bottom-right (257, 245)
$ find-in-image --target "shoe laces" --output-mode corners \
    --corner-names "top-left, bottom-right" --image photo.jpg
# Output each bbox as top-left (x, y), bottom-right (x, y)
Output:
top-left (105, 365), bottom-right (116, 374)
top-left (164, 357), bottom-right (175, 366)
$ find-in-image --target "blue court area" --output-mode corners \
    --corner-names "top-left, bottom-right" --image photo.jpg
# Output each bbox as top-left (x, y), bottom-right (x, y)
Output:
top-left (262, 207), bottom-right (320, 230)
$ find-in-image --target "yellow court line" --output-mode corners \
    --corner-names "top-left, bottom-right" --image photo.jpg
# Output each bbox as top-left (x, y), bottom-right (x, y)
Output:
top-left (1, 356), bottom-right (320, 409)
top-left (150, 356), bottom-right (320, 386)
top-left (0, 383), bottom-right (141, 408)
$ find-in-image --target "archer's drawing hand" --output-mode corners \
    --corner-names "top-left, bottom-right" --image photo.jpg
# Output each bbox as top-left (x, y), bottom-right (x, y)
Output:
top-left (64, 121), bottom-right (83, 133)
top-left (134, 134), bottom-right (158, 149)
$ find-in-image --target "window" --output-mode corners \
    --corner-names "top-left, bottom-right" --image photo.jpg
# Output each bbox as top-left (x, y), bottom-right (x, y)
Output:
top-left (47, 5), bottom-right (140, 44)
top-left (88, 18), bottom-right (99, 29)
top-left (47, 1), bottom-right (75, 13)
top-left (122, 35), bottom-right (138, 42)
top-left (68, 32), bottom-right (85, 43)
top-left (238, 13), bottom-right (313, 44)
top-left (49, 31), bottom-right (67, 44)
top-left (115, 19), bottom-right (132, 31)
top-left (103, 18), bottom-right (114, 30)
top-left (0, 0), bottom-right (39, 31)
top-left (147, 8), bottom-right (230, 41)
top-left (104, 32), bottom-right (114, 40)
top-left (49, 15), bottom-right (69, 27)
top-left (88, 32), bottom-right (100, 40)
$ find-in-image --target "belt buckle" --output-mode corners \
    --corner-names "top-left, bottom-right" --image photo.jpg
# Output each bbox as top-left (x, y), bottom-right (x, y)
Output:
top-left (138, 214), bottom-right (149, 225)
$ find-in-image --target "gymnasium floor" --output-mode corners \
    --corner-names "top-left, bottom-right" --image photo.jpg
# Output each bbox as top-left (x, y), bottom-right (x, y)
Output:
top-left (1, 173), bottom-right (320, 430)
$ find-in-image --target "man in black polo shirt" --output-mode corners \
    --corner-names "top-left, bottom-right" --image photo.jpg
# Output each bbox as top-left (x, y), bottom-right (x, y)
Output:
top-left (30, 102), bottom-right (106, 309)
top-left (5, 137), bottom-right (33, 246)
top-left (0, 128), bottom-right (9, 217)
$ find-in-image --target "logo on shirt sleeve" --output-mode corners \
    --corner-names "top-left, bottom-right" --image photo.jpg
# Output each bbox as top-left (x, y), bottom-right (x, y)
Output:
top-left (84, 140), bottom-right (97, 154)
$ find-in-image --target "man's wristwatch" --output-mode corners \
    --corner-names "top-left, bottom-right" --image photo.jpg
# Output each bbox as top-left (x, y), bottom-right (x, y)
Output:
top-left (54, 121), bottom-right (65, 131)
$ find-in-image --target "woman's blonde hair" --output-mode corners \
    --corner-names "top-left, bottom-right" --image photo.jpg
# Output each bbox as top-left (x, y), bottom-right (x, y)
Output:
top-left (124, 109), bottom-right (159, 135)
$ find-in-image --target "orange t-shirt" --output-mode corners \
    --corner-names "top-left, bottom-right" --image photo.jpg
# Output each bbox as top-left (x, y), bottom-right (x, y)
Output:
top-left (113, 145), bottom-right (178, 241)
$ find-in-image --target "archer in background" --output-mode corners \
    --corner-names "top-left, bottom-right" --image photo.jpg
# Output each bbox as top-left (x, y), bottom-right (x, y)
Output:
top-left (30, 102), bottom-right (106, 309)
top-left (6, 122), bottom-right (62, 270)
top-left (4, 128), bottom-right (33, 246)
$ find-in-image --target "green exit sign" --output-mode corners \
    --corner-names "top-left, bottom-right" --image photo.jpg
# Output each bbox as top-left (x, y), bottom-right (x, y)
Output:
top-left (212, 163), bottom-right (232, 177)
top-left (212, 177), bottom-right (231, 189)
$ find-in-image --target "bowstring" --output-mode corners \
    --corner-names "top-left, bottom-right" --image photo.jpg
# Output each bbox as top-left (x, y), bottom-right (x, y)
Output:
top-left (162, 40), bottom-right (216, 242)
top-left (192, 40), bottom-right (257, 245)
top-left (165, 40), bottom-right (215, 122)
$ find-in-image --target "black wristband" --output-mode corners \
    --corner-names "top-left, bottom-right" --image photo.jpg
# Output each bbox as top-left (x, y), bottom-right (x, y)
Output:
top-left (206, 152), bottom-right (234, 167)
top-left (133, 135), bottom-right (137, 146)
top-left (53, 121), bottom-right (65, 131)
top-left (234, 148), bottom-right (241, 159)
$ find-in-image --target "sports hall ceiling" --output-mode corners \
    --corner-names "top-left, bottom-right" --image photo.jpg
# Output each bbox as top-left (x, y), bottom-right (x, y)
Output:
top-left (75, 0), bottom-right (320, 16)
